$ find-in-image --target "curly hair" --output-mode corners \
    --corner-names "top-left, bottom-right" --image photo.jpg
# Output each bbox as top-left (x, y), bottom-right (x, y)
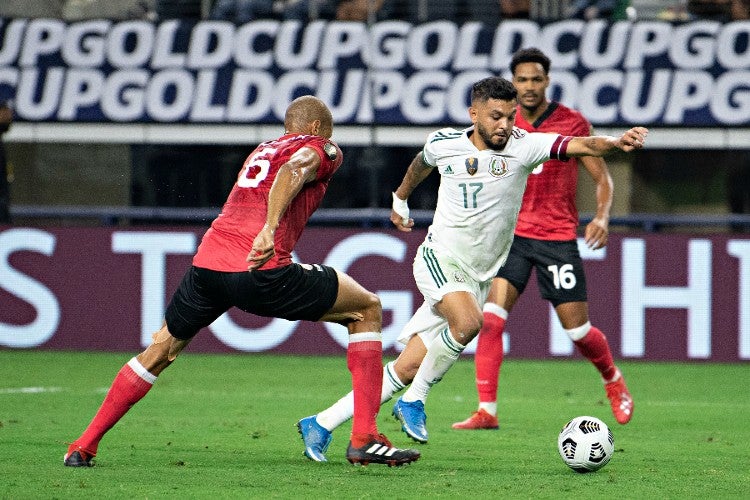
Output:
top-left (471, 77), bottom-right (518, 104)
top-left (510, 47), bottom-right (551, 75)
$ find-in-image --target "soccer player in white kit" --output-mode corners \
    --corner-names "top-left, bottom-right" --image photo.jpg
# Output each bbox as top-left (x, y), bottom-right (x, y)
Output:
top-left (297, 76), bottom-right (648, 458)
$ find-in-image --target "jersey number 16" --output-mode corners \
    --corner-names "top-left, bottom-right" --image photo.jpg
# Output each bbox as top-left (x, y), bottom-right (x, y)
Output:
top-left (547, 263), bottom-right (577, 290)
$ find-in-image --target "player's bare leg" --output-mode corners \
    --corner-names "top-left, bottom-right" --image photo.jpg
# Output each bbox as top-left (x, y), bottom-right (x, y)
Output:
top-left (392, 335), bottom-right (428, 384)
top-left (394, 291), bottom-right (482, 442)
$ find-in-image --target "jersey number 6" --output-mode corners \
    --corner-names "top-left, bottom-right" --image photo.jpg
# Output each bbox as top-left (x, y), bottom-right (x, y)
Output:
top-left (237, 146), bottom-right (277, 188)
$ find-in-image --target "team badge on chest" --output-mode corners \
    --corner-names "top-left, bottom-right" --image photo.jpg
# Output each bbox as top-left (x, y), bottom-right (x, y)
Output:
top-left (489, 156), bottom-right (509, 177)
top-left (465, 157), bottom-right (478, 175)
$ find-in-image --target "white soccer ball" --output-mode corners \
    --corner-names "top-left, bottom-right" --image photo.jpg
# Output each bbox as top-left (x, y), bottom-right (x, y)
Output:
top-left (557, 416), bottom-right (614, 473)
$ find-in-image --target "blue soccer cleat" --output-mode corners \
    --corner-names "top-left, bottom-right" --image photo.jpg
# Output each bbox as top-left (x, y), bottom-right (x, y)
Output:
top-left (297, 415), bottom-right (332, 462)
top-left (392, 398), bottom-right (428, 443)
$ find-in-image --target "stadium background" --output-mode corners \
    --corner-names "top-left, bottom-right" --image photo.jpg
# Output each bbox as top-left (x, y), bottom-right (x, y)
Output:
top-left (0, 0), bottom-right (748, 362)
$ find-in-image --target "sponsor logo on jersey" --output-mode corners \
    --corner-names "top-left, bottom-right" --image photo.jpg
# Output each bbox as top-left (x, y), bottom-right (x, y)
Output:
top-left (489, 156), bottom-right (509, 177)
top-left (452, 271), bottom-right (466, 283)
top-left (323, 142), bottom-right (338, 161)
top-left (465, 157), bottom-right (478, 175)
top-left (443, 165), bottom-right (454, 174)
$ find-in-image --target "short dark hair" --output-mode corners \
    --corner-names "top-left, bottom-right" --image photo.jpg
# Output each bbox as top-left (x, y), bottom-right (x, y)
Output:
top-left (471, 76), bottom-right (517, 104)
top-left (510, 47), bottom-right (551, 75)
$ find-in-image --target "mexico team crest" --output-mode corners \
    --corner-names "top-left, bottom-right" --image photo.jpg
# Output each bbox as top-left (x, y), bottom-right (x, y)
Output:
top-left (465, 157), bottom-right (478, 175)
top-left (489, 156), bottom-right (509, 177)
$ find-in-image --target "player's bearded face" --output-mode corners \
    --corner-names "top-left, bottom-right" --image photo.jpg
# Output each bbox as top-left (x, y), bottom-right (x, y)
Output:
top-left (474, 99), bottom-right (516, 150)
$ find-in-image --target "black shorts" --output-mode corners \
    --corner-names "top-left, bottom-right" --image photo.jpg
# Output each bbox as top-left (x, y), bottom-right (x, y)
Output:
top-left (496, 236), bottom-right (588, 307)
top-left (165, 263), bottom-right (339, 340)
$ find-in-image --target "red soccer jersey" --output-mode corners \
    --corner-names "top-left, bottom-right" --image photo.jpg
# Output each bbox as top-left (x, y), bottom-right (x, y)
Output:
top-left (513, 102), bottom-right (591, 241)
top-left (192, 134), bottom-right (342, 272)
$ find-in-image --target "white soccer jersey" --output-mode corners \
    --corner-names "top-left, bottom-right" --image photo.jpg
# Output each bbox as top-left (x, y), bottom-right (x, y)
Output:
top-left (421, 126), bottom-right (569, 282)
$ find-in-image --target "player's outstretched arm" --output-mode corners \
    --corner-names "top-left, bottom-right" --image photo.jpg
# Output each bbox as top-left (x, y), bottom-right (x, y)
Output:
top-left (247, 147), bottom-right (320, 270)
top-left (566, 127), bottom-right (649, 158)
top-left (579, 155), bottom-right (613, 250)
top-left (391, 152), bottom-right (434, 232)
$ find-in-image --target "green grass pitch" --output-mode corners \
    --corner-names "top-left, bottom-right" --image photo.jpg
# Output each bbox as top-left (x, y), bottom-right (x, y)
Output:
top-left (1, 351), bottom-right (748, 499)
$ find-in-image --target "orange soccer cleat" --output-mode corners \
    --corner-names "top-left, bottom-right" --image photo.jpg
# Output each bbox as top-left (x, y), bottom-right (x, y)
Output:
top-left (451, 408), bottom-right (499, 430)
top-left (605, 371), bottom-right (634, 424)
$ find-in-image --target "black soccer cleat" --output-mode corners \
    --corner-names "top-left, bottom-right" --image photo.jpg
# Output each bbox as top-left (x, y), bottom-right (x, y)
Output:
top-left (346, 434), bottom-right (420, 467)
top-left (64, 446), bottom-right (95, 467)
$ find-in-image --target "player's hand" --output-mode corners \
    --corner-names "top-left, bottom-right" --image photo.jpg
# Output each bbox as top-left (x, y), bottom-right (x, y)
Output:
top-left (618, 127), bottom-right (648, 151)
top-left (247, 226), bottom-right (275, 271)
top-left (391, 192), bottom-right (414, 232)
top-left (584, 217), bottom-right (609, 250)
top-left (391, 210), bottom-right (414, 232)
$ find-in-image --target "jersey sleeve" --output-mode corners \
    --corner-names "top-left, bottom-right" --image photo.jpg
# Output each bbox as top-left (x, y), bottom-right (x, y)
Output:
top-left (567, 109), bottom-right (592, 137)
top-left (304, 137), bottom-right (343, 180)
top-left (519, 131), bottom-right (567, 170)
top-left (422, 127), bottom-right (458, 167)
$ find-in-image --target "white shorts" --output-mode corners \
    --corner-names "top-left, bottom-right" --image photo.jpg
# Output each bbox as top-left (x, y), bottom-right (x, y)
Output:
top-left (397, 243), bottom-right (492, 346)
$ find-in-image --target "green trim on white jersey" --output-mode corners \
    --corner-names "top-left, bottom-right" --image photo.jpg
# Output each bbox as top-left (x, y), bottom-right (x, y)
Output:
top-left (421, 126), bottom-right (560, 282)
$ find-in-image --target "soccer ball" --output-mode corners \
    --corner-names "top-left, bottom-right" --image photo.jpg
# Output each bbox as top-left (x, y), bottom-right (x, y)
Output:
top-left (557, 416), bottom-right (614, 473)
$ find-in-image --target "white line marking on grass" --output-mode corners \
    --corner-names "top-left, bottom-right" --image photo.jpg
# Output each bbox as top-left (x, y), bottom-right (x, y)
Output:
top-left (0, 387), bottom-right (63, 394)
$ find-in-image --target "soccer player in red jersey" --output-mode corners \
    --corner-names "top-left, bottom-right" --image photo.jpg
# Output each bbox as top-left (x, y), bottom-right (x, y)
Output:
top-left (64, 95), bottom-right (420, 468)
top-left (452, 48), bottom-right (634, 431)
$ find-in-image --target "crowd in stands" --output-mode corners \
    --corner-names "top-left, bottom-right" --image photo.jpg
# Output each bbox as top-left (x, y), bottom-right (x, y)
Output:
top-left (657, 0), bottom-right (749, 21)
top-left (203, 0), bottom-right (520, 23)
top-left (0, 0), bottom-right (747, 22)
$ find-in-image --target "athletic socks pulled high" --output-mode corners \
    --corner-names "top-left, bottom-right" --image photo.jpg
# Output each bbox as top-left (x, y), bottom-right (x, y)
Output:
top-left (72, 357), bottom-right (156, 455)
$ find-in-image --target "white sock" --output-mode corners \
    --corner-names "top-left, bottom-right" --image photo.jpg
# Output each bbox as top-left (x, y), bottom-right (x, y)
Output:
top-left (402, 327), bottom-right (465, 403)
top-left (478, 401), bottom-right (497, 416)
top-left (603, 368), bottom-right (621, 385)
top-left (316, 361), bottom-right (405, 431)
top-left (127, 357), bottom-right (157, 384)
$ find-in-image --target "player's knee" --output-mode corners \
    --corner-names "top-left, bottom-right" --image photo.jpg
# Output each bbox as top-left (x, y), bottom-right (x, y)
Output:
top-left (452, 313), bottom-right (483, 339)
top-left (358, 290), bottom-right (382, 323)
top-left (139, 327), bottom-right (188, 374)
top-left (137, 343), bottom-right (172, 374)
top-left (393, 357), bottom-right (419, 383)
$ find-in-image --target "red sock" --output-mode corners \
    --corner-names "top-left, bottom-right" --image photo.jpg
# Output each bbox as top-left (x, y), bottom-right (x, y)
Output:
top-left (574, 326), bottom-right (617, 382)
top-left (475, 311), bottom-right (506, 404)
top-left (73, 359), bottom-right (155, 455)
top-left (347, 333), bottom-right (382, 445)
